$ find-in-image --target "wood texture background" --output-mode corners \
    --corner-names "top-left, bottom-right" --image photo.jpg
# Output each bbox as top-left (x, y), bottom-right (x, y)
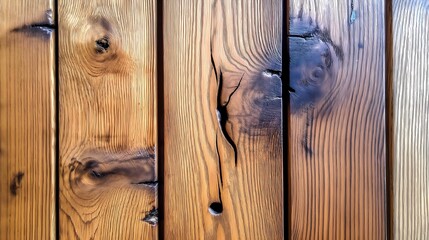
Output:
top-left (391, 0), bottom-right (429, 238)
top-left (163, 0), bottom-right (283, 239)
top-left (288, 0), bottom-right (387, 239)
top-left (58, 0), bottom-right (158, 239)
top-left (0, 0), bottom-right (55, 239)
top-left (2, 0), bottom-right (429, 239)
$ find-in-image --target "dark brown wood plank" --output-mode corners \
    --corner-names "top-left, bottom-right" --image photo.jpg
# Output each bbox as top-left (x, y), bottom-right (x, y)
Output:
top-left (0, 1), bottom-right (55, 239)
top-left (288, 0), bottom-right (387, 239)
top-left (58, 0), bottom-right (158, 238)
top-left (163, 0), bottom-right (284, 239)
top-left (391, 0), bottom-right (429, 238)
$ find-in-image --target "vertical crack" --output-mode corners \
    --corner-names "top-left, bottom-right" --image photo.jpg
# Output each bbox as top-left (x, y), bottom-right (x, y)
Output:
top-left (216, 71), bottom-right (242, 166)
top-left (211, 48), bottom-right (241, 167)
top-left (215, 133), bottom-right (223, 187)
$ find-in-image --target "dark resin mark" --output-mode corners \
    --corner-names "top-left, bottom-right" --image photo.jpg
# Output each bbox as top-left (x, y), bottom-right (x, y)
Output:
top-left (350, 1), bottom-right (357, 24)
top-left (209, 202), bottom-right (223, 215)
top-left (142, 208), bottom-right (158, 226)
top-left (10, 172), bottom-right (24, 196)
top-left (216, 71), bottom-right (242, 166)
top-left (133, 181), bottom-right (158, 188)
top-left (302, 106), bottom-right (314, 157)
top-left (67, 148), bottom-right (156, 194)
top-left (95, 36), bottom-right (110, 54)
top-left (289, 17), bottom-right (341, 113)
top-left (11, 10), bottom-right (55, 38)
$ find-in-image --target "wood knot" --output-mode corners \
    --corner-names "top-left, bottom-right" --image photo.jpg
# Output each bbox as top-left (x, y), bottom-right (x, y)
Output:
top-left (95, 36), bottom-right (110, 54)
top-left (289, 17), bottom-right (341, 114)
top-left (66, 148), bottom-right (156, 196)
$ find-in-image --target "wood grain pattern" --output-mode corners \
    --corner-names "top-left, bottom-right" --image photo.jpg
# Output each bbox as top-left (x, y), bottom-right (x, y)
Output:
top-left (289, 0), bottom-right (387, 239)
top-left (391, 0), bottom-right (429, 238)
top-left (163, 0), bottom-right (283, 239)
top-left (58, 0), bottom-right (158, 238)
top-left (0, 1), bottom-right (55, 239)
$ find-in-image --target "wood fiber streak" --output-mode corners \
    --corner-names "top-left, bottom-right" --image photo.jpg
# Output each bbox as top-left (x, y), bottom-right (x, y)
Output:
top-left (59, 0), bottom-right (158, 239)
top-left (391, 0), bottom-right (429, 238)
top-left (164, 0), bottom-right (283, 239)
top-left (289, 0), bottom-right (386, 239)
top-left (0, 0), bottom-right (55, 239)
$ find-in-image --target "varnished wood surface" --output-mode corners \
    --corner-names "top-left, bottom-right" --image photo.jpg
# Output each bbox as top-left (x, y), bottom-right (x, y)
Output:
top-left (58, 0), bottom-right (158, 238)
top-left (163, 0), bottom-right (283, 239)
top-left (0, 0), bottom-right (55, 239)
top-left (391, 0), bottom-right (429, 238)
top-left (289, 0), bottom-right (387, 239)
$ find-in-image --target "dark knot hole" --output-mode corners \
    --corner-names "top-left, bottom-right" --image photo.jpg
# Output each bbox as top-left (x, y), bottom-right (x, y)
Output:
top-left (209, 202), bottom-right (223, 215)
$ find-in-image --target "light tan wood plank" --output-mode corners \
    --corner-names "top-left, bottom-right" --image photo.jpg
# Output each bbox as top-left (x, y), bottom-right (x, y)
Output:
top-left (391, 0), bottom-right (429, 238)
top-left (289, 0), bottom-right (386, 239)
top-left (0, 1), bottom-right (55, 239)
top-left (58, 0), bottom-right (158, 238)
top-left (164, 0), bottom-right (283, 239)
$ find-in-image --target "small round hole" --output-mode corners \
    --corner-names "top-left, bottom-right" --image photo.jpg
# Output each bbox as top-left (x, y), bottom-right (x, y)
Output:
top-left (209, 202), bottom-right (223, 215)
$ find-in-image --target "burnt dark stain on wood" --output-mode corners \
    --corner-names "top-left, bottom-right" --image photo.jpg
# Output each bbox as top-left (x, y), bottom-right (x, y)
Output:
top-left (289, 17), bottom-right (342, 114)
top-left (10, 171), bottom-right (24, 196)
top-left (236, 61), bottom-right (282, 137)
top-left (95, 36), bottom-right (110, 54)
top-left (11, 9), bottom-right (55, 39)
top-left (142, 207), bottom-right (158, 226)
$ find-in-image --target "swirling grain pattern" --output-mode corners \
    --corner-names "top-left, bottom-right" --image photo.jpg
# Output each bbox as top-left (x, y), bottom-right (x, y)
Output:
top-left (0, 1), bottom-right (55, 239)
top-left (59, 0), bottom-right (158, 238)
top-left (391, 0), bottom-right (429, 238)
top-left (289, 0), bottom-right (387, 239)
top-left (164, 0), bottom-right (283, 239)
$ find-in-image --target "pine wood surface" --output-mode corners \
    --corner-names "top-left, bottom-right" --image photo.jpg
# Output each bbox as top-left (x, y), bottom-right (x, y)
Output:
top-left (390, 0), bottom-right (429, 238)
top-left (288, 0), bottom-right (387, 239)
top-left (0, 0), bottom-right (55, 239)
top-left (58, 0), bottom-right (158, 238)
top-left (163, 0), bottom-right (283, 239)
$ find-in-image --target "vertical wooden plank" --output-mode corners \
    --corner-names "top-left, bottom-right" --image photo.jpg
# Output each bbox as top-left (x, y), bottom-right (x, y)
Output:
top-left (58, 0), bottom-right (158, 239)
top-left (391, 0), bottom-right (429, 238)
top-left (164, 0), bottom-right (283, 239)
top-left (0, 1), bottom-right (55, 239)
top-left (289, 0), bottom-right (386, 239)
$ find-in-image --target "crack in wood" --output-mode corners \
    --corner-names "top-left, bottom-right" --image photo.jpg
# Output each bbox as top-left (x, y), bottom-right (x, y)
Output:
top-left (11, 9), bottom-right (55, 38)
top-left (216, 71), bottom-right (242, 166)
top-left (211, 50), bottom-right (240, 166)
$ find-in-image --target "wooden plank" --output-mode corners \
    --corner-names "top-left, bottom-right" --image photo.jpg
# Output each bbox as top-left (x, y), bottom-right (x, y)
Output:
top-left (288, 0), bottom-right (386, 239)
top-left (163, 0), bottom-right (283, 239)
top-left (58, 0), bottom-right (158, 238)
top-left (0, 1), bottom-right (55, 239)
top-left (391, 0), bottom-right (429, 238)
